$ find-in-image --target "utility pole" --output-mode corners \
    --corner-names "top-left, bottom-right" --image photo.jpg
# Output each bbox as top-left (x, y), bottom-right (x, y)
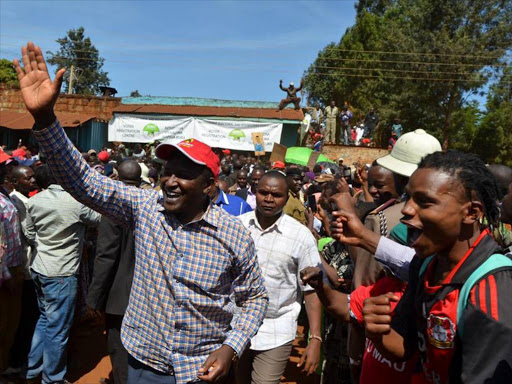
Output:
top-left (68, 65), bottom-right (75, 94)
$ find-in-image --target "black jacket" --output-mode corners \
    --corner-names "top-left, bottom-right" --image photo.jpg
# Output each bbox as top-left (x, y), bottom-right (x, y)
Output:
top-left (86, 216), bottom-right (135, 316)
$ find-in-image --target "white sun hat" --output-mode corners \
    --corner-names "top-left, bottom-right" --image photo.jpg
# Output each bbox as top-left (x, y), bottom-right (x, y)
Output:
top-left (376, 129), bottom-right (441, 177)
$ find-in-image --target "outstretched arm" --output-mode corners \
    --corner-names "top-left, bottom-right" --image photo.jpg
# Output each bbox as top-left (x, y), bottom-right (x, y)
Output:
top-left (13, 42), bottom-right (148, 226)
top-left (300, 267), bottom-right (350, 322)
top-left (279, 79), bottom-right (287, 91)
top-left (297, 78), bottom-right (305, 92)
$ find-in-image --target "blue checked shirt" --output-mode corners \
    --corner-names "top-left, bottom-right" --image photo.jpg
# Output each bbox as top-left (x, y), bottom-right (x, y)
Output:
top-left (33, 120), bottom-right (269, 384)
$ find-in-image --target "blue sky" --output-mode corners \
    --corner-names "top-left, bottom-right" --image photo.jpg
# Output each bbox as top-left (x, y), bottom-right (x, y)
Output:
top-left (0, 0), bottom-right (357, 101)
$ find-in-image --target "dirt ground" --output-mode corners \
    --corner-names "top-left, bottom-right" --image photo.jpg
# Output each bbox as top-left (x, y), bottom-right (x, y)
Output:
top-left (64, 319), bottom-right (320, 384)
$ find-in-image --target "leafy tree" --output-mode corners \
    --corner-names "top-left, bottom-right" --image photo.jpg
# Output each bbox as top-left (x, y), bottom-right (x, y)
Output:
top-left (303, 0), bottom-right (512, 149)
top-left (471, 68), bottom-right (512, 165)
top-left (0, 58), bottom-right (18, 86)
top-left (130, 90), bottom-right (142, 97)
top-left (46, 27), bottom-right (110, 95)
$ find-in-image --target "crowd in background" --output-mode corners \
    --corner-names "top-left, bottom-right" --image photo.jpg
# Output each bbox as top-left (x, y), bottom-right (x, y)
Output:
top-left (300, 102), bottom-right (403, 150)
top-left (2, 42), bottom-right (512, 384)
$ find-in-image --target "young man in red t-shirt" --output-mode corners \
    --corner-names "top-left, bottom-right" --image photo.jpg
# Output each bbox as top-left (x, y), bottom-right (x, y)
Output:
top-left (300, 268), bottom-right (419, 384)
top-left (362, 151), bottom-right (512, 384)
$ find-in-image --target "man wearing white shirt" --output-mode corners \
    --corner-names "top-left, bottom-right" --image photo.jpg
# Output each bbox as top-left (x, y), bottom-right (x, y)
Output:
top-left (237, 171), bottom-right (322, 384)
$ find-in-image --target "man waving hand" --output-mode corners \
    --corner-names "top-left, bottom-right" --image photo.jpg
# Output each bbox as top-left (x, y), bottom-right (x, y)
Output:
top-left (14, 42), bottom-right (268, 384)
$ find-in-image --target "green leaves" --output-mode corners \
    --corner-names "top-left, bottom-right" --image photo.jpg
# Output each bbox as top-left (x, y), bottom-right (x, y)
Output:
top-left (0, 58), bottom-right (18, 87)
top-left (46, 26), bottom-right (110, 95)
top-left (303, 0), bottom-right (512, 152)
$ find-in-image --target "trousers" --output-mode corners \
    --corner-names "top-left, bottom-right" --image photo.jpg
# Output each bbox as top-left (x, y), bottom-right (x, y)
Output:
top-left (106, 314), bottom-right (128, 384)
top-left (127, 355), bottom-right (215, 384)
top-left (325, 119), bottom-right (336, 143)
top-left (9, 278), bottom-right (40, 369)
top-left (26, 272), bottom-right (77, 383)
top-left (0, 265), bottom-right (24, 371)
top-left (235, 341), bottom-right (293, 384)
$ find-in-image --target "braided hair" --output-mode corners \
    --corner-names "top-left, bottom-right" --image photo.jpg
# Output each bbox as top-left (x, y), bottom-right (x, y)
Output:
top-left (417, 150), bottom-right (502, 231)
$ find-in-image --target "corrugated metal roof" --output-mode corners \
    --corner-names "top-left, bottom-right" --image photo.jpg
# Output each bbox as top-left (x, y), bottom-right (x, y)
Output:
top-left (113, 104), bottom-right (303, 121)
top-left (0, 111), bottom-right (97, 130)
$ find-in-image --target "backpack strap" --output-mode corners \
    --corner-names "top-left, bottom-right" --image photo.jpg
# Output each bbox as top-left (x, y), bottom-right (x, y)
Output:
top-left (418, 255), bottom-right (435, 277)
top-left (457, 253), bottom-right (512, 338)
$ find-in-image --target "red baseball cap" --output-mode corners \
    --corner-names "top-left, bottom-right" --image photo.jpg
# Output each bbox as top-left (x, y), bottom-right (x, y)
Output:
top-left (98, 151), bottom-right (110, 162)
top-left (0, 150), bottom-right (12, 164)
top-left (272, 161), bottom-right (285, 170)
top-left (12, 148), bottom-right (26, 159)
top-left (222, 149), bottom-right (231, 155)
top-left (155, 139), bottom-right (220, 178)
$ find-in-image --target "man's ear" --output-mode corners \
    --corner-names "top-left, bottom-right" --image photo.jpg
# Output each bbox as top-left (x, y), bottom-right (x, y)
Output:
top-left (462, 200), bottom-right (484, 225)
top-left (203, 176), bottom-right (215, 195)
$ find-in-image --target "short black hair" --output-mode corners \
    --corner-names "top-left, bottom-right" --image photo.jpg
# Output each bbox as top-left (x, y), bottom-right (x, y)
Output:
top-left (259, 170), bottom-right (289, 194)
top-left (418, 150), bottom-right (501, 230)
top-left (34, 164), bottom-right (57, 189)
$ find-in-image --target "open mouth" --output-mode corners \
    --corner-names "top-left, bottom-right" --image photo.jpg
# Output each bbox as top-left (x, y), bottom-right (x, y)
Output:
top-left (165, 191), bottom-right (182, 203)
top-left (406, 225), bottom-right (423, 247)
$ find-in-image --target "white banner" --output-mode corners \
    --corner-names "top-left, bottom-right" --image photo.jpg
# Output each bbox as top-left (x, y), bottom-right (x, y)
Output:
top-left (193, 119), bottom-right (282, 151)
top-left (108, 114), bottom-right (195, 143)
top-left (108, 114), bottom-right (283, 152)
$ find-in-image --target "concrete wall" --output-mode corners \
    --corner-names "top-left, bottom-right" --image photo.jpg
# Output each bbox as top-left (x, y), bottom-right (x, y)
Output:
top-left (0, 86), bottom-right (121, 121)
top-left (322, 145), bottom-right (390, 166)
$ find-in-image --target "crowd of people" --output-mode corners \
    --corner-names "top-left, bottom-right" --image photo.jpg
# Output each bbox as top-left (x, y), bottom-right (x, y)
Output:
top-left (1, 42), bottom-right (512, 384)
top-left (301, 103), bottom-right (401, 150)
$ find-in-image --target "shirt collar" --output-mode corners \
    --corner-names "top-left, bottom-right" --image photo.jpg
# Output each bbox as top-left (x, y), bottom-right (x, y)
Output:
top-left (289, 190), bottom-right (299, 199)
top-left (248, 210), bottom-right (285, 234)
top-left (48, 184), bottom-right (65, 191)
top-left (10, 189), bottom-right (28, 203)
top-left (158, 199), bottom-right (219, 228)
top-left (215, 191), bottom-right (229, 206)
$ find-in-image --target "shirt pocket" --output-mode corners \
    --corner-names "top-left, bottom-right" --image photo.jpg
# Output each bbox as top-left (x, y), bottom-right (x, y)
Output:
top-left (178, 251), bottom-right (233, 295)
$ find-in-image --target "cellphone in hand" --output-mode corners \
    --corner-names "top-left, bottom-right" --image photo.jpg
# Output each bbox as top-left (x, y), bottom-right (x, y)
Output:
top-left (307, 194), bottom-right (317, 212)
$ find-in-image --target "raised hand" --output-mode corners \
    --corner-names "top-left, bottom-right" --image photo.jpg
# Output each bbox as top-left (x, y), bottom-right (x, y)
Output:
top-left (362, 292), bottom-right (399, 340)
top-left (13, 42), bottom-right (66, 123)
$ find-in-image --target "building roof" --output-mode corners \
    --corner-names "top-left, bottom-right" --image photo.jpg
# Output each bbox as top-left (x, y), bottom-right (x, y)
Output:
top-left (123, 96), bottom-right (284, 109)
top-left (117, 96), bottom-right (304, 122)
top-left (114, 104), bottom-right (304, 122)
top-left (0, 111), bottom-right (97, 130)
